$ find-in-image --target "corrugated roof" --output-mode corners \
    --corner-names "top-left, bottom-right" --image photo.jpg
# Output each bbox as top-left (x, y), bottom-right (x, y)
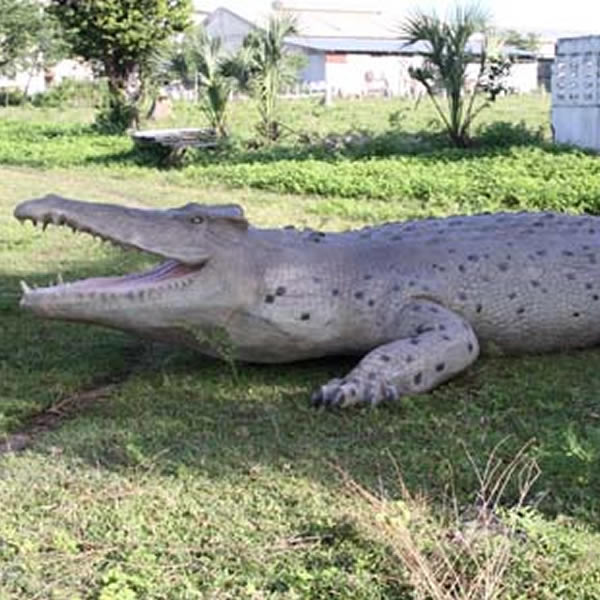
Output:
top-left (285, 36), bottom-right (536, 58)
top-left (279, 8), bottom-right (399, 38)
top-left (285, 36), bottom-right (424, 54)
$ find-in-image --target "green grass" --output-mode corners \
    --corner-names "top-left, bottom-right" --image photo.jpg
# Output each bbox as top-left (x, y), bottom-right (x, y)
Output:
top-left (2, 95), bottom-right (600, 598)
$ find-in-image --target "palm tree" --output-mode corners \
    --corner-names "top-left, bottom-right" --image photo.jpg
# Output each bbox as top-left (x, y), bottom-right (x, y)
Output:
top-left (167, 26), bottom-right (233, 138)
top-left (223, 15), bottom-right (299, 141)
top-left (401, 4), bottom-right (496, 147)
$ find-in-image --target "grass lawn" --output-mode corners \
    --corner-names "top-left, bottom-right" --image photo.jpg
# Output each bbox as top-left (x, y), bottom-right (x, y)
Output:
top-left (2, 94), bottom-right (600, 598)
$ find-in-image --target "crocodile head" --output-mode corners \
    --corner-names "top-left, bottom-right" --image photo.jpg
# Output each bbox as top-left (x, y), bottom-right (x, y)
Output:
top-left (14, 194), bottom-right (253, 346)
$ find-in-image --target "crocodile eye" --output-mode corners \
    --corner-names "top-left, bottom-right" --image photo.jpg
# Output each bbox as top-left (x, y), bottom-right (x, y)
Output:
top-left (190, 216), bottom-right (205, 224)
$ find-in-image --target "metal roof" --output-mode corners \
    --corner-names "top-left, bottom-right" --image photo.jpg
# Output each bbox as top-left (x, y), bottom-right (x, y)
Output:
top-left (285, 36), bottom-right (427, 54)
top-left (285, 36), bottom-right (536, 58)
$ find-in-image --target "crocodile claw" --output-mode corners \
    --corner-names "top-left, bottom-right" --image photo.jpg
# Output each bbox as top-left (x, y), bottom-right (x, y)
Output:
top-left (312, 376), bottom-right (400, 408)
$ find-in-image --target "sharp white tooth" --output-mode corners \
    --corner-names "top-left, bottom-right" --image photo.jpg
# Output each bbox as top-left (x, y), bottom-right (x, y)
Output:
top-left (20, 280), bottom-right (31, 294)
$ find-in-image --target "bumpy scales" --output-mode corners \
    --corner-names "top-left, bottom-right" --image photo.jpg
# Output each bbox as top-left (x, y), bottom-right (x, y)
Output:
top-left (14, 194), bottom-right (600, 408)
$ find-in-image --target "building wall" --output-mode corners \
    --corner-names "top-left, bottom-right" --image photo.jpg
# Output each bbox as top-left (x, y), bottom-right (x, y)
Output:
top-left (322, 53), bottom-right (424, 97)
top-left (0, 59), bottom-right (93, 96)
top-left (204, 9), bottom-right (254, 53)
top-left (299, 51), bottom-right (326, 83)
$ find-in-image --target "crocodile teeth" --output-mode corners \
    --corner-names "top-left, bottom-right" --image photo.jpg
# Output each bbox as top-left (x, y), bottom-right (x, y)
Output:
top-left (20, 280), bottom-right (31, 294)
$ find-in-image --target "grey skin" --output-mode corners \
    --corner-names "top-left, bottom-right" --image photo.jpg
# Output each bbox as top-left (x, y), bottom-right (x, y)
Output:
top-left (14, 194), bottom-right (600, 408)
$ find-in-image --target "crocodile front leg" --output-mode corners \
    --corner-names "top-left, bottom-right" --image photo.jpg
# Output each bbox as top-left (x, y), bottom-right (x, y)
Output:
top-left (312, 300), bottom-right (480, 408)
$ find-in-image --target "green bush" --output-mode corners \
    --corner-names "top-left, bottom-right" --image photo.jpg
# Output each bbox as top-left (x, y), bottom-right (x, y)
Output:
top-left (32, 79), bottom-right (107, 109)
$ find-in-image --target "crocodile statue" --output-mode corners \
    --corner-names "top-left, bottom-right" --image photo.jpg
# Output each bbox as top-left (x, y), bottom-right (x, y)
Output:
top-left (14, 194), bottom-right (600, 408)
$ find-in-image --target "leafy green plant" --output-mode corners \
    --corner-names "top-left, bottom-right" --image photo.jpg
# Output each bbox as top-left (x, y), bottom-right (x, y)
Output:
top-left (165, 26), bottom-right (233, 137)
top-left (223, 15), bottom-right (300, 142)
top-left (402, 4), bottom-right (510, 147)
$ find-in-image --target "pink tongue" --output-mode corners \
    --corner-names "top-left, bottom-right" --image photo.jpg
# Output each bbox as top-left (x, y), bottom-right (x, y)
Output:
top-left (67, 260), bottom-right (198, 291)
top-left (123, 260), bottom-right (195, 283)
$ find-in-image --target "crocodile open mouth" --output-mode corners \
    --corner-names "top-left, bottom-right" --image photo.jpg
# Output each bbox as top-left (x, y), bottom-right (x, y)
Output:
top-left (15, 212), bottom-right (202, 308)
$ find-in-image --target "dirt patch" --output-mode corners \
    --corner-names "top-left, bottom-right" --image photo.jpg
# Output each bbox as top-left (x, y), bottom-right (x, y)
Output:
top-left (0, 384), bottom-right (117, 455)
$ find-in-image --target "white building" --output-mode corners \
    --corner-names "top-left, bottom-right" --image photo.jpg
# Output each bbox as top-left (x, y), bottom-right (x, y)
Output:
top-left (203, 4), bottom-right (540, 98)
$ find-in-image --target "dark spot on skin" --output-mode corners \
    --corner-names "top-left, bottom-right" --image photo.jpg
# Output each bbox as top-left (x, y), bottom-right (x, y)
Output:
top-left (468, 342), bottom-right (474, 353)
top-left (531, 280), bottom-right (540, 288)
top-left (536, 250), bottom-right (547, 256)
top-left (506, 254), bottom-right (512, 260)
top-left (458, 265), bottom-right (466, 273)
top-left (408, 281), bottom-right (416, 287)
top-left (566, 273), bottom-right (576, 281)
top-left (442, 335), bottom-right (451, 341)
top-left (448, 249), bottom-right (456, 254)
top-left (414, 372), bottom-right (423, 385)
top-left (533, 221), bottom-right (544, 227)
top-left (415, 324), bottom-right (434, 334)
top-left (498, 263), bottom-right (509, 272)
top-left (458, 292), bottom-right (467, 301)
top-left (313, 277), bottom-right (322, 283)
top-left (573, 312), bottom-right (580, 318)
top-left (392, 284), bottom-right (400, 292)
top-left (437, 266), bottom-right (446, 273)
top-left (429, 306), bottom-right (439, 313)
top-left (265, 294), bottom-right (275, 304)
top-left (381, 355), bottom-right (391, 362)
top-left (410, 338), bottom-right (419, 345)
top-left (276, 286), bottom-right (286, 296)
top-left (467, 254), bottom-right (479, 262)
top-left (332, 289), bottom-right (339, 296)
top-left (364, 274), bottom-right (372, 280)
top-left (476, 303), bottom-right (483, 313)
top-left (586, 283), bottom-right (594, 290)
top-left (562, 250), bottom-right (574, 257)
top-left (412, 305), bottom-right (422, 312)
top-left (406, 355), bottom-right (414, 364)
top-left (435, 363), bottom-right (445, 372)
top-left (541, 288), bottom-right (548, 294)
top-left (391, 235), bottom-right (402, 241)
top-left (508, 292), bottom-right (517, 300)
top-left (312, 237), bottom-right (321, 243)
top-left (368, 372), bottom-right (377, 380)
top-left (300, 313), bottom-right (310, 321)
top-left (354, 291), bottom-right (364, 300)
top-left (582, 245), bottom-right (590, 250)
top-left (590, 229), bottom-right (596, 234)
top-left (438, 324), bottom-right (446, 331)
top-left (368, 299), bottom-right (375, 307)
top-left (593, 295), bottom-right (599, 301)
top-left (516, 307), bottom-right (526, 315)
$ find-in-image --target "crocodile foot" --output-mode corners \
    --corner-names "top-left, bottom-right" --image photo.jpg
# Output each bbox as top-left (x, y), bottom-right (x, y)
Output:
top-left (311, 376), bottom-right (400, 408)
